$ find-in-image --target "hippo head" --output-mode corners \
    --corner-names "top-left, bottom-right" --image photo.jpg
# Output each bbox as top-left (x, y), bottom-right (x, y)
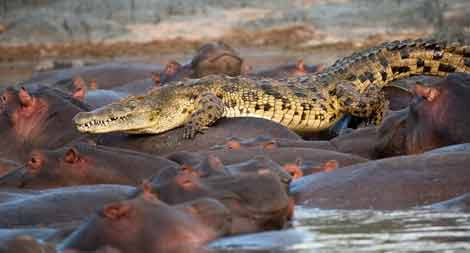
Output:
top-left (0, 144), bottom-right (137, 188)
top-left (0, 85), bottom-right (87, 155)
top-left (61, 190), bottom-right (217, 253)
top-left (374, 73), bottom-right (470, 157)
top-left (191, 42), bottom-right (243, 78)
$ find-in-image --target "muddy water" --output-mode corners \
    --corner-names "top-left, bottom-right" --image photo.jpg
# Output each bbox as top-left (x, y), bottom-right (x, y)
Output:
top-left (211, 206), bottom-right (470, 252)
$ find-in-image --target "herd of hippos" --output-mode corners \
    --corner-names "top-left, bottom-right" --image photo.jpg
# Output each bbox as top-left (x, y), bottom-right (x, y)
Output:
top-left (0, 39), bottom-right (469, 252)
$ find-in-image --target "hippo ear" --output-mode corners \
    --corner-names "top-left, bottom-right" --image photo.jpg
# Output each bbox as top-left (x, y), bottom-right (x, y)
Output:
top-left (206, 154), bottom-right (224, 171)
top-left (64, 148), bottom-right (80, 164)
top-left (296, 59), bottom-right (305, 71)
top-left (282, 162), bottom-right (303, 180)
top-left (89, 80), bottom-right (98, 90)
top-left (18, 87), bottom-right (34, 107)
top-left (151, 72), bottom-right (161, 87)
top-left (226, 139), bottom-right (241, 150)
top-left (27, 152), bottom-right (44, 172)
top-left (322, 160), bottom-right (338, 172)
top-left (180, 164), bottom-right (200, 177)
top-left (103, 203), bottom-right (132, 220)
top-left (413, 82), bottom-right (440, 102)
top-left (141, 179), bottom-right (159, 200)
top-left (72, 86), bottom-right (86, 100)
top-left (164, 61), bottom-right (181, 75)
top-left (263, 140), bottom-right (278, 150)
top-left (73, 77), bottom-right (86, 89)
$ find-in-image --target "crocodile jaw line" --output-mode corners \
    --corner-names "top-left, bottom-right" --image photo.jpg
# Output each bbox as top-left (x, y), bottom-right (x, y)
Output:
top-left (73, 111), bottom-right (154, 134)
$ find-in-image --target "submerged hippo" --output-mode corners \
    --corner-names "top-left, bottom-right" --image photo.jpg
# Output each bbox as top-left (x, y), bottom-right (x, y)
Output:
top-left (60, 192), bottom-right (229, 253)
top-left (0, 85), bottom-right (88, 161)
top-left (0, 143), bottom-right (178, 188)
top-left (374, 73), bottom-right (470, 157)
top-left (291, 151), bottom-right (470, 210)
top-left (0, 185), bottom-right (134, 228)
top-left (147, 170), bottom-right (291, 234)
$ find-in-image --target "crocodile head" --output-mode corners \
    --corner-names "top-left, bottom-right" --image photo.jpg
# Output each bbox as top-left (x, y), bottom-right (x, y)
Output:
top-left (73, 86), bottom-right (196, 134)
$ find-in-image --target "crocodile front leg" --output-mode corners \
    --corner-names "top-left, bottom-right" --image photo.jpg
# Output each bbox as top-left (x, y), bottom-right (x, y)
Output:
top-left (336, 81), bottom-right (389, 125)
top-left (183, 92), bottom-right (225, 139)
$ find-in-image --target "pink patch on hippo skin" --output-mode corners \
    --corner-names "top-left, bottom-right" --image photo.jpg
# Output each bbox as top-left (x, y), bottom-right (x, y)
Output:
top-left (206, 154), bottom-right (224, 172)
top-left (282, 159), bottom-right (304, 180)
top-left (89, 79), bottom-right (98, 90)
top-left (322, 160), bottom-right (339, 172)
top-left (151, 72), bottom-right (161, 87)
top-left (72, 86), bottom-right (86, 101)
top-left (262, 140), bottom-right (279, 150)
top-left (412, 82), bottom-right (441, 102)
top-left (226, 139), bottom-right (241, 150)
top-left (11, 88), bottom-right (49, 140)
top-left (175, 171), bottom-right (198, 190)
top-left (103, 202), bottom-right (132, 220)
top-left (293, 59), bottom-right (307, 76)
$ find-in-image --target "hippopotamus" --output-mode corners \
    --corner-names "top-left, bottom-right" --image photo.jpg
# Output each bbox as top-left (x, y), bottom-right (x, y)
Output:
top-left (0, 85), bottom-right (88, 161)
top-left (26, 62), bottom-right (164, 90)
top-left (291, 151), bottom-right (470, 210)
top-left (193, 147), bottom-right (368, 170)
top-left (0, 143), bottom-right (178, 189)
top-left (159, 154), bottom-right (292, 188)
top-left (60, 191), bottom-right (230, 253)
top-left (112, 42), bottom-right (245, 96)
top-left (374, 73), bottom-right (470, 157)
top-left (147, 170), bottom-right (291, 234)
top-left (248, 59), bottom-right (325, 79)
top-left (95, 117), bottom-right (301, 156)
top-left (71, 77), bottom-right (127, 109)
top-left (190, 41), bottom-right (243, 78)
top-left (209, 126), bottom-right (379, 160)
top-left (0, 185), bottom-right (134, 228)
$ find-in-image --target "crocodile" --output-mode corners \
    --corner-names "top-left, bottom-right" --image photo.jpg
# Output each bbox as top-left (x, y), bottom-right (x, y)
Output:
top-left (73, 39), bottom-right (470, 138)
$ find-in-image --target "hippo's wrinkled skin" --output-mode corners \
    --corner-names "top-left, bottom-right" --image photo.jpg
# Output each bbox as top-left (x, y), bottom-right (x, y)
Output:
top-left (0, 185), bottom-right (134, 228)
top-left (96, 117), bottom-right (300, 156)
top-left (148, 170), bottom-right (290, 234)
top-left (209, 127), bottom-right (379, 159)
top-left (165, 153), bottom-right (292, 185)
top-left (291, 151), bottom-right (470, 210)
top-left (60, 192), bottom-right (227, 253)
top-left (196, 147), bottom-right (367, 169)
top-left (374, 73), bottom-right (470, 157)
top-left (0, 143), bottom-right (178, 189)
top-left (0, 85), bottom-right (88, 162)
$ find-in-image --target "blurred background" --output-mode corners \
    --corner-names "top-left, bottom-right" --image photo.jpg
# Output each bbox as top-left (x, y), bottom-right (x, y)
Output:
top-left (0, 0), bottom-right (469, 85)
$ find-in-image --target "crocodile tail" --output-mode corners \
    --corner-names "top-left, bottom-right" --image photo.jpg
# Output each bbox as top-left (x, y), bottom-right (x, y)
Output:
top-left (325, 38), bottom-right (470, 91)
